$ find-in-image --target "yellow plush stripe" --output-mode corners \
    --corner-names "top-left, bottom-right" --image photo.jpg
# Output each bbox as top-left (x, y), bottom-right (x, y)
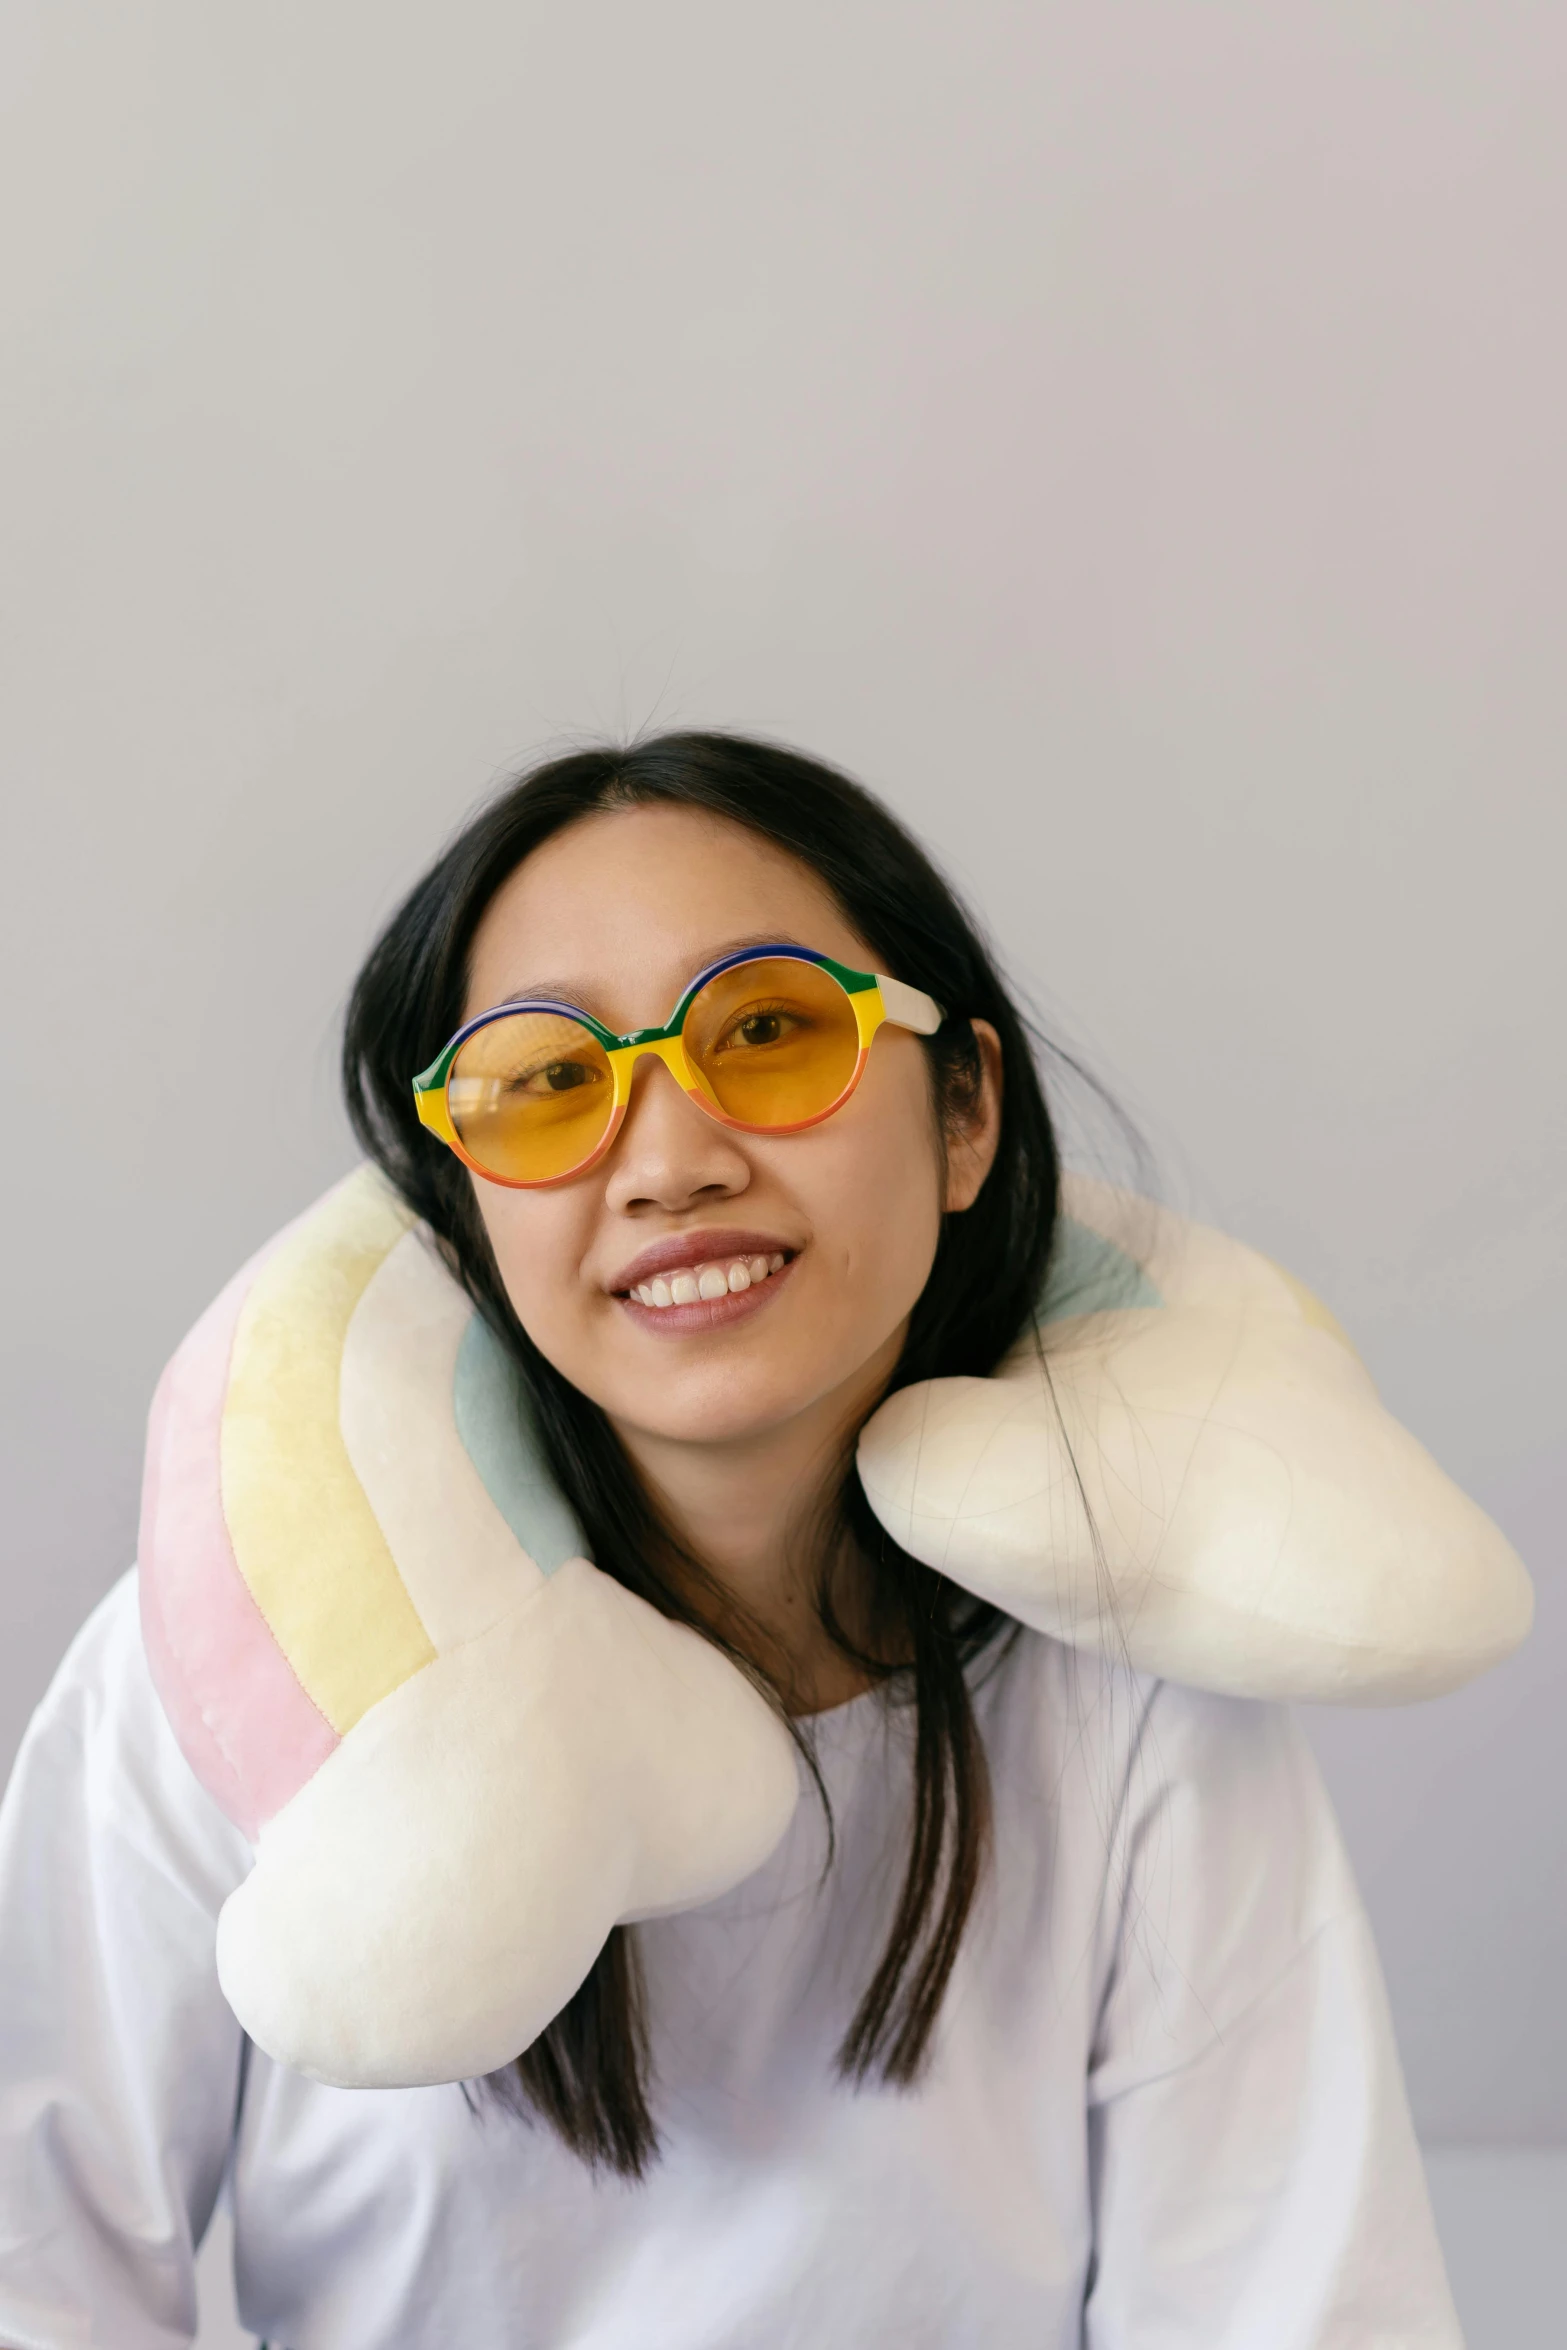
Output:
top-left (1265, 1256), bottom-right (1358, 1357)
top-left (222, 1171), bottom-right (437, 1733)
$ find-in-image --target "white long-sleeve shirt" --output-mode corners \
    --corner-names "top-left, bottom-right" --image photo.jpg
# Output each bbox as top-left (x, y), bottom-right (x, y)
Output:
top-left (0, 1573), bottom-right (1459, 2349)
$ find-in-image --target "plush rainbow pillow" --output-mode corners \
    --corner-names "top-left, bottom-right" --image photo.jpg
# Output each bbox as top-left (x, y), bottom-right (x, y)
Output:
top-left (139, 1167), bottom-right (1532, 2090)
top-left (138, 1169), bottom-right (799, 2089)
top-left (858, 1178), bottom-right (1533, 1703)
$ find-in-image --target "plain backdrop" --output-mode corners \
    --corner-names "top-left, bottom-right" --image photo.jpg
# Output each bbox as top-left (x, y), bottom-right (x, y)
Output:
top-left (1, 1), bottom-right (1562, 2156)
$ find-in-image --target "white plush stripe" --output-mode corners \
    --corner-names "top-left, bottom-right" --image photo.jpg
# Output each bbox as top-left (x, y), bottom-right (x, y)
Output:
top-left (339, 1229), bottom-right (544, 1652)
top-left (216, 1561), bottom-right (800, 2087)
top-left (860, 1192), bottom-right (1535, 1704)
top-left (1056, 1173), bottom-right (1307, 1325)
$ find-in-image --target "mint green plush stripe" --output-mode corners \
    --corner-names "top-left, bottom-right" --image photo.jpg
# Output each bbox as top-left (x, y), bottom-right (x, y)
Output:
top-left (1039, 1217), bottom-right (1162, 1325)
top-left (452, 1317), bottom-right (589, 1575)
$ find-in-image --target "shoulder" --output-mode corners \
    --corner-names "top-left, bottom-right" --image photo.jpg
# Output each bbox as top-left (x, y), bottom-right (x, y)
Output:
top-left (6, 1570), bottom-right (252, 1911)
top-left (982, 1625), bottom-right (1338, 1833)
top-left (978, 1627), bottom-right (1358, 1965)
top-left (23, 1567), bottom-right (170, 1764)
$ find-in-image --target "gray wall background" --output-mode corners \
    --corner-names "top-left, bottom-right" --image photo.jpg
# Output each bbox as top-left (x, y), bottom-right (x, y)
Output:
top-left (2, 3), bottom-right (1561, 2146)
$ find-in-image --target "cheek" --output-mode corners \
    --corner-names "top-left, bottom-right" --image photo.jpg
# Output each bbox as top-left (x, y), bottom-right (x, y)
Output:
top-left (470, 1185), bottom-right (589, 1343)
top-left (796, 1051), bottom-right (946, 1302)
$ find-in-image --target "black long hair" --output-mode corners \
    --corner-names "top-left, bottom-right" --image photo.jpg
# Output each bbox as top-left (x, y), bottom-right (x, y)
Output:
top-left (342, 731), bottom-right (1063, 2176)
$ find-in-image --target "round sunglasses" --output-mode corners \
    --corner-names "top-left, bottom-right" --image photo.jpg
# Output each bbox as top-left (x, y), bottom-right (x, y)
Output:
top-left (412, 945), bottom-right (944, 1188)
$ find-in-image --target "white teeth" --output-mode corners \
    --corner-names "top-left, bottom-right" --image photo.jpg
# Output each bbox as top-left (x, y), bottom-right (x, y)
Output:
top-left (630, 1253), bottom-right (791, 1307)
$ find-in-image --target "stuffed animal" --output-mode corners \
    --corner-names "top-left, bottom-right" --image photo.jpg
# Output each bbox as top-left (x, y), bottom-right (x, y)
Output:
top-left (137, 1167), bottom-right (1531, 2089)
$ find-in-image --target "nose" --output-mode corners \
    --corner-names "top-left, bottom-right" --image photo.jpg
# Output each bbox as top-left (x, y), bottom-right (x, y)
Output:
top-left (601, 1050), bottom-right (752, 1216)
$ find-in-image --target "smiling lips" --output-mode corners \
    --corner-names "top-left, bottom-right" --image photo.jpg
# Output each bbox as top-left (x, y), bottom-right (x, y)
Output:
top-left (611, 1235), bottom-right (797, 1331)
top-left (630, 1252), bottom-right (787, 1309)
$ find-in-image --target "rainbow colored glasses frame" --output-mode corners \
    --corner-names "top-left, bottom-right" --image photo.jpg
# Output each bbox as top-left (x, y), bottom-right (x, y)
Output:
top-left (411, 944), bottom-right (945, 1189)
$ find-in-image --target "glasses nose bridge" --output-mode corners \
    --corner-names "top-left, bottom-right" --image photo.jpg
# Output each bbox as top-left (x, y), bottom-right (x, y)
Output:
top-left (610, 1031), bottom-right (703, 1112)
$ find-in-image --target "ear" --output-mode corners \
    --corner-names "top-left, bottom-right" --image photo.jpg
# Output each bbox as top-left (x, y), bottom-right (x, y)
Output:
top-left (942, 1017), bottom-right (1004, 1213)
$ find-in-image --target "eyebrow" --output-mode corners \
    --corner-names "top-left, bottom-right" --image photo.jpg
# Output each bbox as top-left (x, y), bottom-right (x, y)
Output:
top-left (484, 932), bottom-right (821, 1023)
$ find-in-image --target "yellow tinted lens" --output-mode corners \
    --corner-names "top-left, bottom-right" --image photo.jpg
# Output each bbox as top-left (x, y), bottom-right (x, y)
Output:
top-left (447, 1011), bottom-right (615, 1182)
top-left (683, 957), bottom-right (862, 1128)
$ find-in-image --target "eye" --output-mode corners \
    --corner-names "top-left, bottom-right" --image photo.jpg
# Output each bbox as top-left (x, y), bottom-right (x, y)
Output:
top-left (713, 1000), bottom-right (806, 1054)
top-left (509, 1058), bottom-right (604, 1097)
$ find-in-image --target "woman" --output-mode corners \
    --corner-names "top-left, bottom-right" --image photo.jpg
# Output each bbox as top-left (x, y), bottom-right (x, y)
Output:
top-left (0, 733), bottom-right (1459, 2344)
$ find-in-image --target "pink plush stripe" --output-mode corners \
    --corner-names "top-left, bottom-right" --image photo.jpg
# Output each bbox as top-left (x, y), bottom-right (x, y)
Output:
top-left (139, 1241), bottom-right (339, 1840)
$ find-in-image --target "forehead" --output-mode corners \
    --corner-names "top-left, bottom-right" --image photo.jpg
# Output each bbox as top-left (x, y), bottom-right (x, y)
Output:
top-left (463, 803), bottom-right (873, 1031)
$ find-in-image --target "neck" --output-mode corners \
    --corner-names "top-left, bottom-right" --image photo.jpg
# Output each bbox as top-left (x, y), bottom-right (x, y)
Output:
top-left (612, 1332), bottom-right (905, 1715)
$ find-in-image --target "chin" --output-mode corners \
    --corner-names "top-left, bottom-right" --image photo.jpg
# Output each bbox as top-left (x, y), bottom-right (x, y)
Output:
top-left (607, 1364), bottom-right (830, 1450)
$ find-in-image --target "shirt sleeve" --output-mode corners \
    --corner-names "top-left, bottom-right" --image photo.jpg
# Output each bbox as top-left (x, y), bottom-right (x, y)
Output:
top-left (1083, 1686), bottom-right (1463, 2350)
top-left (0, 1573), bottom-right (251, 2350)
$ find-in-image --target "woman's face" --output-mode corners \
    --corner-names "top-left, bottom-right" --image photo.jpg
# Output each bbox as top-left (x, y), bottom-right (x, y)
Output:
top-left (461, 805), bottom-right (1000, 1460)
